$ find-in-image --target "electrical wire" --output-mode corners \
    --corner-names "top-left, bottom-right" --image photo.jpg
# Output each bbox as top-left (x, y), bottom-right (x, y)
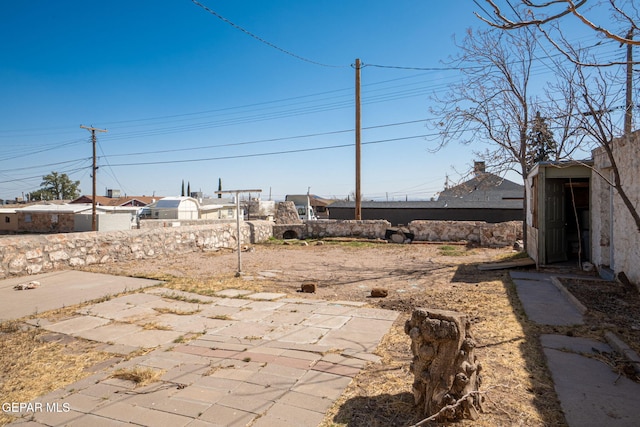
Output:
top-left (105, 133), bottom-right (433, 167)
top-left (190, 0), bottom-right (346, 68)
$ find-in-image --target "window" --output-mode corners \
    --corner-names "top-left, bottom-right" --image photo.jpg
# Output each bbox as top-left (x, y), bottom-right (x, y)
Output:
top-left (24, 214), bottom-right (31, 223)
top-left (4, 216), bottom-right (10, 223)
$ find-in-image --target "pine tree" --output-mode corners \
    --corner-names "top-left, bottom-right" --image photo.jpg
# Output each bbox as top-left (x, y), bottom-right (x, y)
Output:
top-left (526, 111), bottom-right (557, 171)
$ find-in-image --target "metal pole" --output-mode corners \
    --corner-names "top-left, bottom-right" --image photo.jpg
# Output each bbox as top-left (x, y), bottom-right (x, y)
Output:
top-left (236, 192), bottom-right (241, 276)
top-left (355, 58), bottom-right (362, 220)
top-left (216, 189), bottom-right (262, 276)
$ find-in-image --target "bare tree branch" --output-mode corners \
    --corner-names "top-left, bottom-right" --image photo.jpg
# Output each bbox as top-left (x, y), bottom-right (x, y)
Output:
top-left (477, 0), bottom-right (640, 47)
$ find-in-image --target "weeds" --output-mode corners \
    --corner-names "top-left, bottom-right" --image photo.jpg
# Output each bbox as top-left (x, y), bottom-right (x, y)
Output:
top-left (110, 366), bottom-right (164, 387)
top-left (153, 307), bottom-right (202, 316)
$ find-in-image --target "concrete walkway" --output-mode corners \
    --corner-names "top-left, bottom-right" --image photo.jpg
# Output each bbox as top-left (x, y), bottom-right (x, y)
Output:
top-left (1, 271), bottom-right (398, 427)
top-left (511, 270), bottom-right (640, 427)
top-left (0, 271), bottom-right (163, 321)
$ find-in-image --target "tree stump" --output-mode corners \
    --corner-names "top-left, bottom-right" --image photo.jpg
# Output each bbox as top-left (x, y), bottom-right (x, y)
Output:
top-left (404, 308), bottom-right (482, 422)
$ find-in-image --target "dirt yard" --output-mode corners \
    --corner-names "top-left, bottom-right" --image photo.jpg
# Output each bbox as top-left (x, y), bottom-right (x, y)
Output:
top-left (81, 241), bottom-right (567, 426)
top-left (4, 240), bottom-right (635, 426)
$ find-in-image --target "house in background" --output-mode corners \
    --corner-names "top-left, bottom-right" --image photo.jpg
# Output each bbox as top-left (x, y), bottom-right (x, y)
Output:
top-left (16, 204), bottom-right (93, 233)
top-left (200, 198), bottom-right (239, 220)
top-left (329, 162), bottom-right (524, 225)
top-left (438, 162), bottom-right (524, 203)
top-left (71, 193), bottom-right (158, 208)
top-left (0, 208), bottom-right (18, 233)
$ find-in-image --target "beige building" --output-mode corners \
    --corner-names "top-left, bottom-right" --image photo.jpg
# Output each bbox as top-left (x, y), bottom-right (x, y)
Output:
top-left (591, 132), bottom-right (640, 284)
top-left (0, 209), bottom-right (18, 233)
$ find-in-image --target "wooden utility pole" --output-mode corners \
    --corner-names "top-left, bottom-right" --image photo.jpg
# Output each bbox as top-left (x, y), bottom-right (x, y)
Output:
top-left (80, 125), bottom-right (107, 231)
top-left (355, 58), bottom-right (362, 220)
top-left (624, 29), bottom-right (634, 135)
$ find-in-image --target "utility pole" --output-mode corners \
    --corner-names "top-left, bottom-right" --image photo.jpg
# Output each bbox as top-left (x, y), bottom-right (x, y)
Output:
top-left (355, 58), bottom-right (362, 220)
top-left (80, 125), bottom-right (107, 231)
top-left (624, 29), bottom-right (634, 135)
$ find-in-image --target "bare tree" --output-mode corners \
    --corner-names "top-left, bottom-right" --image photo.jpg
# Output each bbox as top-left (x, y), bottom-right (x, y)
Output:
top-left (477, 1), bottom-right (640, 232)
top-left (568, 50), bottom-right (640, 231)
top-left (477, 0), bottom-right (640, 47)
top-left (429, 27), bottom-right (581, 244)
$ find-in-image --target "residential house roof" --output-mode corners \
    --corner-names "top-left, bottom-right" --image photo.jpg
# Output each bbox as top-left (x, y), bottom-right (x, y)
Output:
top-left (438, 172), bottom-right (524, 202)
top-left (17, 204), bottom-right (93, 214)
top-left (71, 195), bottom-right (159, 207)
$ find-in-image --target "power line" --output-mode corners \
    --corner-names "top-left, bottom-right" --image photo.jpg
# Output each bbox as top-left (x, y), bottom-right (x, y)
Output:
top-left (105, 133), bottom-right (433, 167)
top-left (190, 0), bottom-right (346, 68)
top-left (103, 118), bottom-right (427, 158)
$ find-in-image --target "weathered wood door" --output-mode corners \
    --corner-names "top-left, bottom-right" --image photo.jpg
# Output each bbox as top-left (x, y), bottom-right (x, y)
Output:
top-left (545, 179), bottom-right (567, 263)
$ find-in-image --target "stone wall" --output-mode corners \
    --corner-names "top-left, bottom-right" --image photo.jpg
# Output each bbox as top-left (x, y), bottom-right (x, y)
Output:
top-left (409, 220), bottom-right (521, 247)
top-left (1, 218), bottom-right (523, 280)
top-left (0, 221), bottom-right (272, 279)
top-left (273, 219), bottom-right (521, 247)
top-left (306, 220), bottom-right (391, 239)
top-left (273, 220), bottom-right (391, 240)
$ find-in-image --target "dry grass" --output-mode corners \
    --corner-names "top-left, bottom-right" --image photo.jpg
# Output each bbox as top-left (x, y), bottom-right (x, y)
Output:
top-left (140, 322), bottom-right (172, 331)
top-left (110, 366), bottom-right (164, 387)
top-left (161, 292), bottom-right (213, 305)
top-left (152, 307), bottom-right (202, 316)
top-left (144, 273), bottom-right (269, 297)
top-left (0, 320), bottom-right (113, 426)
top-left (321, 270), bottom-right (563, 427)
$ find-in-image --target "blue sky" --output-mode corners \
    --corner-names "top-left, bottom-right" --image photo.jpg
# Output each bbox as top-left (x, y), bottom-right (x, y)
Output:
top-left (0, 1), bottom-right (612, 201)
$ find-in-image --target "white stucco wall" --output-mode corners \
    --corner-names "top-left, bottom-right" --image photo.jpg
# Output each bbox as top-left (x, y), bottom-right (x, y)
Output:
top-left (592, 132), bottom-right (640, 283)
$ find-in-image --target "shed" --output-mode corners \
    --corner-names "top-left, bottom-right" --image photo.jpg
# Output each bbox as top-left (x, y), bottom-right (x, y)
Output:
top-left (525, 161), bottom-right (592, 265)
top-left (149, 197), bottom-right (200, 220)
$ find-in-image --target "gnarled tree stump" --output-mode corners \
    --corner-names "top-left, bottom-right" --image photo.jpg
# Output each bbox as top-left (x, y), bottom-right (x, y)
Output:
top-left (404, 308), bottom-right (482, 422)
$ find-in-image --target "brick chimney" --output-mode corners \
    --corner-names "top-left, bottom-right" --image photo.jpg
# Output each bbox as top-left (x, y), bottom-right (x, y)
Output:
top-left (474, 161), bottom-right (486, 176)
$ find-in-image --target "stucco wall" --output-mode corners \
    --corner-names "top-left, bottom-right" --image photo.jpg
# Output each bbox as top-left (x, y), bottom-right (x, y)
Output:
top-left (592, 132), bottom-right (640, 283)
top-left (0, 221), bottom-right (272, 279)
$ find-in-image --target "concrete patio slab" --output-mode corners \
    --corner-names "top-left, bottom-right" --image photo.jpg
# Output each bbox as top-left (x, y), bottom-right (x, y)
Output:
top-left (4, 279), bottom-right (399, 427)
top-left (0, 271), bottom-right (162, 321)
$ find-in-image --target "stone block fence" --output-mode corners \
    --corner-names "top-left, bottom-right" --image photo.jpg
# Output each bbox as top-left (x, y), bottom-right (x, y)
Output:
top-left (0, 219), bottom-right (521, 279)
top-left (0, 221), bottom-right (272, 279)
top-left (273, 219), bottom-right (522, 247)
